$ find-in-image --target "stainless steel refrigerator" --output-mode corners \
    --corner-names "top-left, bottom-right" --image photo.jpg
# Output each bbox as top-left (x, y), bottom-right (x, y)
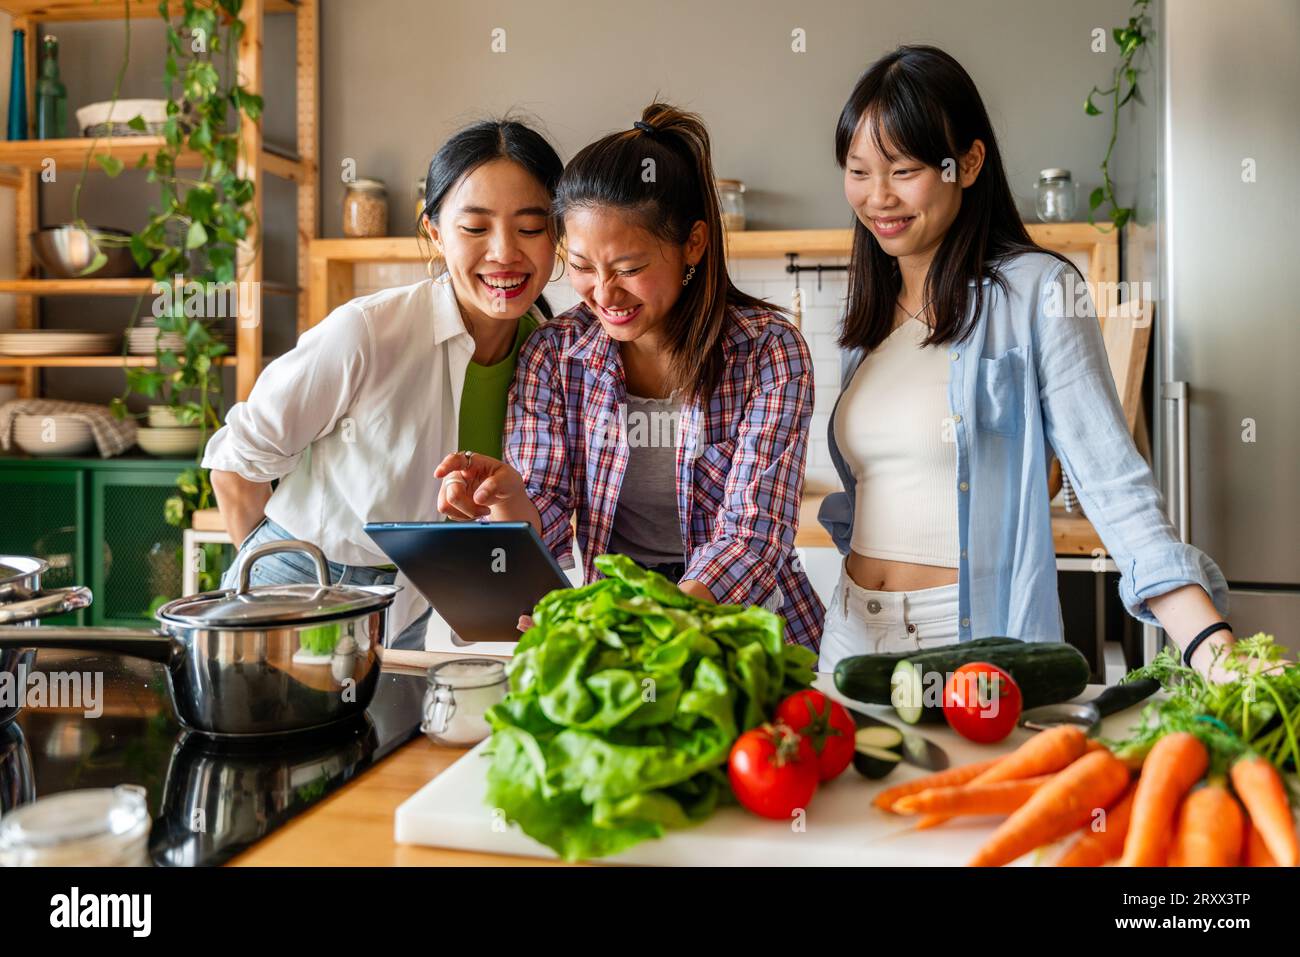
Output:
top-left (1154, 0), bottom-right (1300, 657)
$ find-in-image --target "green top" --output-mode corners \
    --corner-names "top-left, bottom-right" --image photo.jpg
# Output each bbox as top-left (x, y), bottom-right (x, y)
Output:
top-left (457, 311), bottom-right (540, 460)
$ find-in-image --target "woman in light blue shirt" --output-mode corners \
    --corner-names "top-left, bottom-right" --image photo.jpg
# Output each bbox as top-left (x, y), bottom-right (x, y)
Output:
top-left (818, 45), bottom-right (1233, 678)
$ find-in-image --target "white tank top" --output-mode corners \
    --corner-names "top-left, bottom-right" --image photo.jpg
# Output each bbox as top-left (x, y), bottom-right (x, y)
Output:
top-left (833, 317), bottom-right (959, 567)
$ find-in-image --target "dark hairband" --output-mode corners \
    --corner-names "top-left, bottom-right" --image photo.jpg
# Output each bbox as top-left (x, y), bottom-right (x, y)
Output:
top-left (633, 120), bottom-right (655, 134)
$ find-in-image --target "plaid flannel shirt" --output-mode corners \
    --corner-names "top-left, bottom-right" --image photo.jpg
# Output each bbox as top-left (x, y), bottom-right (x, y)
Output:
top-left (505, 302), bottom-right (825, 651)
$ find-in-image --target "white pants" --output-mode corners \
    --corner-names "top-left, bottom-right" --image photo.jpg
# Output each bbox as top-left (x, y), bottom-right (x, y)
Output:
top-left (817, 563), bottom-right (960, 672)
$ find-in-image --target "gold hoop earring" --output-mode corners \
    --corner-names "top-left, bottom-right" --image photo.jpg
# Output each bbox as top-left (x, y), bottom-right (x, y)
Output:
top-left (549, 251), bottom-right (566, 284)
top-left (681, 263), bottom-right (696, 287)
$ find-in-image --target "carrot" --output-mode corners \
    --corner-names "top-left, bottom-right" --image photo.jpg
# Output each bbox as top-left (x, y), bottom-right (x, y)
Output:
top-left (1244, 822), bottom-right (1279, 867)
top-left (968, 749), bottom-right (1131, 867)
top-left (1230, 755), bottom-right (1298, 867)
top-left (916, 725), bottom-right (1088, 829)
top-left (892, 775), bottom-right (1054, 816)
top-left (1119, 732), bottom-right (1208, 866)
top-left (1167, 782), bottom-right (1244, 867)
top-left (871, 758), bottom-right (1003, 812)
top-left (1054, 782), bottom-right (1136, 866)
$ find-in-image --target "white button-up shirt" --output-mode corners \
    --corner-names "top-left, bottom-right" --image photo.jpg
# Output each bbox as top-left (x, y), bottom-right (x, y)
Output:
top-left (203, 278), bottom-right (480, 635)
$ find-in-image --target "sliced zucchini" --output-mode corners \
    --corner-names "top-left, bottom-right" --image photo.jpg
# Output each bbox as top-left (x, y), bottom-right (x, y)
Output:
top-left (853, 745), bottom-right (902, 780)
top-left (854, 725), bottom-right (904, 752)
top-left (890, 662), bottom-right (927, 725)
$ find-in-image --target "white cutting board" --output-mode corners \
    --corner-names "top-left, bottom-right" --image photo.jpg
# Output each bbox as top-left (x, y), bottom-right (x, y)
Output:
top-left (394, 679), bottom-right (1136, 865)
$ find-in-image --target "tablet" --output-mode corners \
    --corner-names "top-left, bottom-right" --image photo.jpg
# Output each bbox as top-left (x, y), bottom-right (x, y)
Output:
top-left (363, 521), bottom-right (571, 645)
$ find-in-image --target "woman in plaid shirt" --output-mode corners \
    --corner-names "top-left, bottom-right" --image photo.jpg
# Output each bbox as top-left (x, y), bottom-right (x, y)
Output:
top-left (435, 102), bottom-right (824, 651)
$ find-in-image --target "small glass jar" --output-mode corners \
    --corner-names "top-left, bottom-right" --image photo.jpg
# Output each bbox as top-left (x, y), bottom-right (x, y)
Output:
top-left (717, 178), bottom-right (746, 231)
top-left (1034, 168), bottom-right (1077, 223)
top-left (421, 658), bottom-right (507, 748)
top-left (342, 178), bottom-right (388, 237)
top-left (0, 784), bottom-right (151, 866)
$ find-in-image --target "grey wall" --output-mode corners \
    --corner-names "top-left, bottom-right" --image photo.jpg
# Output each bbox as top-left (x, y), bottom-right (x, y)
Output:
top-left (10, 0), bottom-right (1156, 404)
top-left (320, 0), bottom-right (1148, 235)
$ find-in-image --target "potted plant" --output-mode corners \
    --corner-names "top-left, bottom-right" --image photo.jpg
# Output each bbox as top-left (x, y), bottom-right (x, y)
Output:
top-left (69, 0), bottom-right (264, 596)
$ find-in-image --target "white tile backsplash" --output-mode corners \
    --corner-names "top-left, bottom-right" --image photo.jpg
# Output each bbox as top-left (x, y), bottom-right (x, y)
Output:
top-left (349, 256), bottom-right (847, 488)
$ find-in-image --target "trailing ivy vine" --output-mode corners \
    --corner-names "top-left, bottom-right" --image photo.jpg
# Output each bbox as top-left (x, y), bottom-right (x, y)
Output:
top-left (70, 0), bottom-right (264, 593)
top-left (1084, 0), bottom-right (1152, 231)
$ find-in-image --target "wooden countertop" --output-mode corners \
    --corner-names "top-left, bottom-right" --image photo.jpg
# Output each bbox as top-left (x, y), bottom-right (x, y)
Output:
top-left (227, 735), bottom-right (564, 866)
top-left (228, 649), bottom-right (567, 867)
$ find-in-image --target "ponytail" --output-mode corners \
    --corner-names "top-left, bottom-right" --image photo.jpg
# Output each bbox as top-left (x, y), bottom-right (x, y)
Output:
top-left (555, 102), bottom-right (777, 401)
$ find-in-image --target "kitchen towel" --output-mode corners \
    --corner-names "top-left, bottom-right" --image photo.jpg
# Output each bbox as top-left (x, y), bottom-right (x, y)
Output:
top-left (0, 398), bottom-right (137, 457)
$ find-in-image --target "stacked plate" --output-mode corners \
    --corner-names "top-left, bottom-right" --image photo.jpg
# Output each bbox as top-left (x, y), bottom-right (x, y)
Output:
top-left (12, 414), bottom-right (95, 457)
top-left (0, 330), bottom-right (117, 356)
top-left (126, 325), bottom-right (236, 355)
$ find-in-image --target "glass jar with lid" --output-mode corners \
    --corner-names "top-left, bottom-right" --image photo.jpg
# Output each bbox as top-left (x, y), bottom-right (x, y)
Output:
top-left (0, 784), bottom-right (151, 866)
top-left (421, 657), bottom-right (508, 748)
top-left (1034, 168), bottom-right (1077, 223)
top-left (716, 178), bottom-right (746, 231)
top-left (342, 178), bottom-right (389, 237)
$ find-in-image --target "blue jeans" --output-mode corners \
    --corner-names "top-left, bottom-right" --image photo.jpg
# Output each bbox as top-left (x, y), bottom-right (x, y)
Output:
top-left (222, 518), bottom-right (431, 650)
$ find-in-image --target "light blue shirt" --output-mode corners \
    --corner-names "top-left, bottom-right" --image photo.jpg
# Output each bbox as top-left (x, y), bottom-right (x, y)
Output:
top-left (819, 251), bottom-right (1229, 643)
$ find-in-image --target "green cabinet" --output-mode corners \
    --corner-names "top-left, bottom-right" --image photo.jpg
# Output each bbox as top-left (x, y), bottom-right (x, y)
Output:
top-left (0, 456), bottom-right (193, 625)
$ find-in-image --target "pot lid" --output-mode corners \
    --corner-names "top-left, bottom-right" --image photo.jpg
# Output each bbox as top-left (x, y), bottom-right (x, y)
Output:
top-left (158, 581), bottom-right (398, 628)
top-left (0, 556), bottom-right (48, 585)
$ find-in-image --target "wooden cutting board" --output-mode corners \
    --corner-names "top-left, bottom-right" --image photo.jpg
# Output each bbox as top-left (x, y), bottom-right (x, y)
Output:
top-left (394, 679), bottom-right (1140, 866)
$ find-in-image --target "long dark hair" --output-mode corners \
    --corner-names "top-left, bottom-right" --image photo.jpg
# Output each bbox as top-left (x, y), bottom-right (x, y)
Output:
top-left (554, 102), bottom-right (778, 401)
top-left (835, 45), bottom-right (1065, 351)
top-left (418, 117), bottom-right (564, 319)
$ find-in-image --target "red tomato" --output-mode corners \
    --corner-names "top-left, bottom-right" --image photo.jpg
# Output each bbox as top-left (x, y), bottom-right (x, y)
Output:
top-left (942, 662), bottom-right (1023, 743)
top-left (774, 689), bottom-right (857, 781)
top-left (727, 723), bottom-right (819, 819)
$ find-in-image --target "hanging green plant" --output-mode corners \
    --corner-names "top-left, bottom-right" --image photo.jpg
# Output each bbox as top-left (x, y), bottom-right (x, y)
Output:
top-left (1083, 0), bottom-right (1152, 231)
top-left (66, 0), bottom-right (264, 598)
top-left (72, 0), bottom-right (261, 442)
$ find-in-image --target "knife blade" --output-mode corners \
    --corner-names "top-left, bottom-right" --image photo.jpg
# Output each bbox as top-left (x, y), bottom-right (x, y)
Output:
top-left (850, 707), bottom-right (949, 771)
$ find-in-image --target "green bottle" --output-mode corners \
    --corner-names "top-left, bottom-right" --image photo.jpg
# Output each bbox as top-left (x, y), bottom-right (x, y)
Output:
top-left (35, 35), bottom-right (66, 139)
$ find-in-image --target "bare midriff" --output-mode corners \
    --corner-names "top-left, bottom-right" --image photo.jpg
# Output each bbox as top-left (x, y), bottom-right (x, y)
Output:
top-left (846, 550), bottom-right (959, 592)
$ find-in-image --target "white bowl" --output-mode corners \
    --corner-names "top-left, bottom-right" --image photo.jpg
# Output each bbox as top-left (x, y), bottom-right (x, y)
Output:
top-left (12, 415), bottom-right (94, 456)
top-left (75, 99), bottom-right (168, 136)
top-left (146, 405), bottom-right (186, 428)
top-left (135, 426), bottom-right (202, 457)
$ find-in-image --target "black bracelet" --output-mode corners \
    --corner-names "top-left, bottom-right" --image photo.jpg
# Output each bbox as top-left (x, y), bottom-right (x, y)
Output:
top-left (1183, 621), bottom-right (1232, 668)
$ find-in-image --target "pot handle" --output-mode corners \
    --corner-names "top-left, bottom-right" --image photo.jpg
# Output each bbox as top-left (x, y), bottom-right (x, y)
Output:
top-left (0, 625), bottom-right (175, 663)
top-left (422, 685), bottom-right (456, 736)
top-left (0, 582), bottom-right (34, 604)
top-left (235, 539), bottom-right (332, 593)
top-left (0, 587), bottom-right (93, 625)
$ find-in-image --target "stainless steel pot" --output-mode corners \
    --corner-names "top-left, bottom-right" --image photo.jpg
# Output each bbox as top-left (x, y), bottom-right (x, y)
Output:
top-left (0, 541), bottom-right (400, 737)
top-left (0, 556), bottom-right (93, 726)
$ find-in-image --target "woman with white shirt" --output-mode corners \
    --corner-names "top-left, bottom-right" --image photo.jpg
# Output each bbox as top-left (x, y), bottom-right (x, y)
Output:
top-left (817, 46), bottom-right (1235, 679)
top-left (203, 119), bottom-right (563, 649)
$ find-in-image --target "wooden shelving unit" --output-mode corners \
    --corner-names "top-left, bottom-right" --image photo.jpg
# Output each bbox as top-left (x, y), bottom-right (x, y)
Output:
top-left (0, 277), bottom-right (296, 295)
top-left (307, 223), bottom-right (1119, 330)
top-left (0, 0), bottom-right (319, 402)
top-left (0, 354), bottom-right (238, 367)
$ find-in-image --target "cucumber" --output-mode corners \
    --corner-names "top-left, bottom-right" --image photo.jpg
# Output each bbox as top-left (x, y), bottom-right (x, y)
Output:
top-left (890, 642), bottom-right (1090, 725)
top-left (834, 636), bottom-right (1025, 705)
top-left (852, 726), bottom-right (904, 780)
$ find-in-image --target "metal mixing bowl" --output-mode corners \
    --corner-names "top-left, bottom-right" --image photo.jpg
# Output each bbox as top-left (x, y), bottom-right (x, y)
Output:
top-left (30, 225), bottom-right (143, 279)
